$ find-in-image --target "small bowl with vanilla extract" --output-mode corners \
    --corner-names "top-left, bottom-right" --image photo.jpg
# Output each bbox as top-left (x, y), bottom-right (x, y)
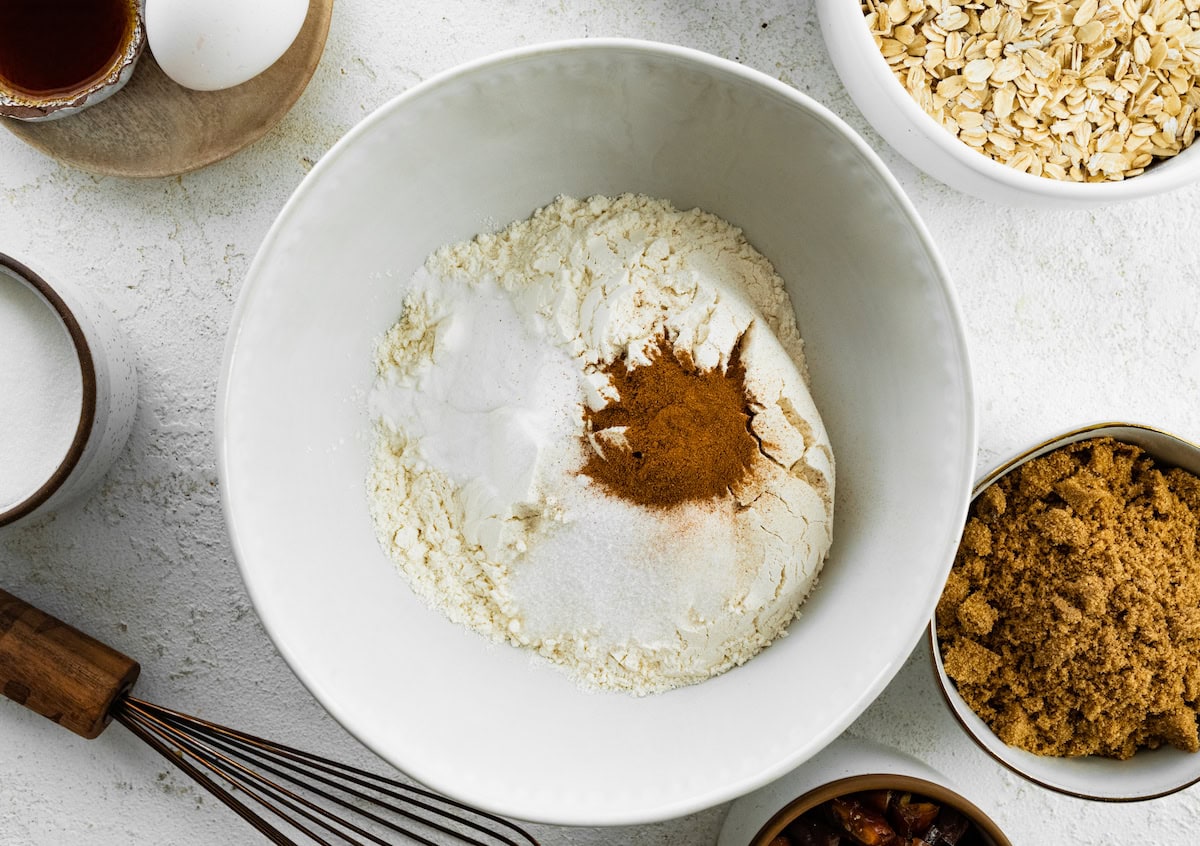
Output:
top-left (0, 0), bottom-right (145, 121)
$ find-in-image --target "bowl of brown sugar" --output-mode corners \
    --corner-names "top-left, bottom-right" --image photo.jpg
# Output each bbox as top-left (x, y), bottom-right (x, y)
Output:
top-left (931, 422), bottom-right (1200, 801)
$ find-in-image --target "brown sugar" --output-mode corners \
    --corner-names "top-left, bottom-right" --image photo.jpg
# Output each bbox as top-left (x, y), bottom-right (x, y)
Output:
top-left (936, 437), bottom-right (1200, 759)
top-left (580, 335), bottom-right (758, 508)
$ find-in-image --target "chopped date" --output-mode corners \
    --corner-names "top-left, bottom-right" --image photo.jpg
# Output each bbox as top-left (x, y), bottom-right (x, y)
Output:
top-left (889, 795), bottom-right (940, 837)
top-left (860, 790), bottom-right (895, 814)
top-left (828, 797), bottom-right (901, 845)
top-left (922, 807), bottom-right (972, 845)
top-left (769, 789), bottom-right (984, 846)
top-left (781, 813), bottom-right (844, 845)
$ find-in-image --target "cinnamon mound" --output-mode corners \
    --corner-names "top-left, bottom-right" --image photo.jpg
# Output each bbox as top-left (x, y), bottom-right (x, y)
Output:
top-left (581, 336), bottom-right (758, 508)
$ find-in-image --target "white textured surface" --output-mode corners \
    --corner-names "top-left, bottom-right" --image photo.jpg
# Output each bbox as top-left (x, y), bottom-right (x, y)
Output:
top-left (1, 1), bottom-right (1198, 844)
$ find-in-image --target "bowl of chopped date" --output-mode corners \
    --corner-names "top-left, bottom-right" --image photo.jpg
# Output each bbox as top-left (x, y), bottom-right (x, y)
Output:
top-left (932, 422), bottom-right (1200, 801)
top-left (718, 735), bottom-right (1011, 846)
top-left (816, 0), bottom-right (1200, 207)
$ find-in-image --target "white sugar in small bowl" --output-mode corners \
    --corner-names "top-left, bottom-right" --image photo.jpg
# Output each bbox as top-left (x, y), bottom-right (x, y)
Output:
top-left (219, 39), bottom-right (976, 826)
top-left (0, 255), bottom-right (137, 529)
top-left (815, 0), bottom-right (1200, 207)
top-left (931, 422), bottom-right (1200, 801)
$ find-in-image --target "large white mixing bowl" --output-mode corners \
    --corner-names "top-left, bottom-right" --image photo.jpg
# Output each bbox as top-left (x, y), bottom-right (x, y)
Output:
top-left (218, 39), bottom-right (976, 826)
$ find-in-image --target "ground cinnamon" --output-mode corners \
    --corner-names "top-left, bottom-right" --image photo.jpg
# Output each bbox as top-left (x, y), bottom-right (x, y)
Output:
top-left (581, 335), bottom-right (758, 508)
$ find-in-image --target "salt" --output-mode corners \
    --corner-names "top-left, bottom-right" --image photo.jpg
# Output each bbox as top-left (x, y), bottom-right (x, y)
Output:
top-left (0, 270), bottom-right (84, 512)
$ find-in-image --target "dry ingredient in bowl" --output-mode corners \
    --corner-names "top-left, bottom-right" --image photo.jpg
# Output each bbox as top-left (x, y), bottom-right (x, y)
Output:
top-left (367, 194), bottom-right (834, 695)
top-left (937, 437), bottom-right (1200, 759)
top-left (862, 0), bottom-right (1200, 181)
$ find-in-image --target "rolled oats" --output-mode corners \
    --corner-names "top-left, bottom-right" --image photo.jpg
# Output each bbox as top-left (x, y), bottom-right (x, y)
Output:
top-left (862, 0), bottom-right (1200, 181)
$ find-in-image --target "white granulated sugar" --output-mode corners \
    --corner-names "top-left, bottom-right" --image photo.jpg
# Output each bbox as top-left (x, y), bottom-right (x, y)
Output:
top-left (367, 194), bottom-right (834, 694)
top-left (0, 273), bottom-right (83, 511)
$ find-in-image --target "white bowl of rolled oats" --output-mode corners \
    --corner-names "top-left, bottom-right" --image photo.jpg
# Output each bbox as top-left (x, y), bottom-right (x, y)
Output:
top-left (818, 0), bottom-right (1200, 206)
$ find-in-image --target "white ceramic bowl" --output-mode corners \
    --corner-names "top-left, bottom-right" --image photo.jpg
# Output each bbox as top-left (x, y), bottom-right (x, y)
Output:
top-left (815, 0), bottom-right (1200, 207)
top-left (218, 39), bottom-right (976, 825)
top-left (0, 254), bottom-right (138, 529)
top-left (718, 735), bottom-right (1011, 846)
top-left (932, 422), bottom-right (1200, 801)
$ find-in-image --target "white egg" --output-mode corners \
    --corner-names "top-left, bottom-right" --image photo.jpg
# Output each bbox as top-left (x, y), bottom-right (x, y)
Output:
top-left (146, 0), bottom-right (309, 92)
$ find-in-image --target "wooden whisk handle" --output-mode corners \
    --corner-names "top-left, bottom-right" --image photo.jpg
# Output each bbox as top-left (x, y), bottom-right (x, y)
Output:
top-left (0, 589), bottom-right (140, 739)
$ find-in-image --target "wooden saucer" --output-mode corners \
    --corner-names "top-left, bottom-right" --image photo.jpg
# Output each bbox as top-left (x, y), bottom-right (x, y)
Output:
top-left (2, 0), bottom-right (333, 178)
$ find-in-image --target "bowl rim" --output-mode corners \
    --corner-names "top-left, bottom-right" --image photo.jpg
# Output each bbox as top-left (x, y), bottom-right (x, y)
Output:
top-left (750, 773), bottom-right (1013, 846)
top-left (817, 0), bottom-right (1200, 200)
top-left (929, 420), bottom-right (1200, 802)
top-left (217, 36), bottom-right (977, 825)
top-left (0, 254), bottom-right (98, 527)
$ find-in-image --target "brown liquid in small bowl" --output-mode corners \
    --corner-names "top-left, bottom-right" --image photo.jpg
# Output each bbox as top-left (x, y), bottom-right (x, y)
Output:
top-left (0, 0), bottom-right (142, 119)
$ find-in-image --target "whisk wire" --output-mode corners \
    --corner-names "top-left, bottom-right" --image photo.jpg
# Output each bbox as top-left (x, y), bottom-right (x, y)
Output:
top-left (119, 702), bottom-right (368, 846)
top-left (198, 729), bottom-right (499, 846)
top-left (146, 708), bottom-right (478, 846)
top-left (146, 701), bottom-right (521, 846)
top-left (127, 698), bottom-right (525, 846)
top-left (131, 698), bottom-right (529, 835)
top-left (113, 697), bottom-right (540, 846)
top-left (116, 703), bottom-right (306, 846)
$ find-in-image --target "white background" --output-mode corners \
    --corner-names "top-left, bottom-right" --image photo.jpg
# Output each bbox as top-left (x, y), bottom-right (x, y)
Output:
top-left (3, 0), bottom-right (1200, 843)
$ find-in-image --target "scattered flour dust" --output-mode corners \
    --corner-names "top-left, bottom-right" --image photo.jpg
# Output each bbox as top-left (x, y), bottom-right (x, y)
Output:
top-left (367, 194), bottom-right (834, 695)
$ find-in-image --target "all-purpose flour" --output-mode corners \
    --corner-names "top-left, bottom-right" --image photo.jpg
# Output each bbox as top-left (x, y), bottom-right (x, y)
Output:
top-left (367, 194), bottom-right (834, 694)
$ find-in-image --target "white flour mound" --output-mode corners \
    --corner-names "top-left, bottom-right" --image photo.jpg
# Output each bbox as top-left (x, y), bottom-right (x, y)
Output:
top-left (367, 194), bottom-right (834, 695)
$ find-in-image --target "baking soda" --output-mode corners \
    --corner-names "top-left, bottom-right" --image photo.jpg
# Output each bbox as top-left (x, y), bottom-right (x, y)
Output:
top-left (0, 270), bottom-right (84, 511)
